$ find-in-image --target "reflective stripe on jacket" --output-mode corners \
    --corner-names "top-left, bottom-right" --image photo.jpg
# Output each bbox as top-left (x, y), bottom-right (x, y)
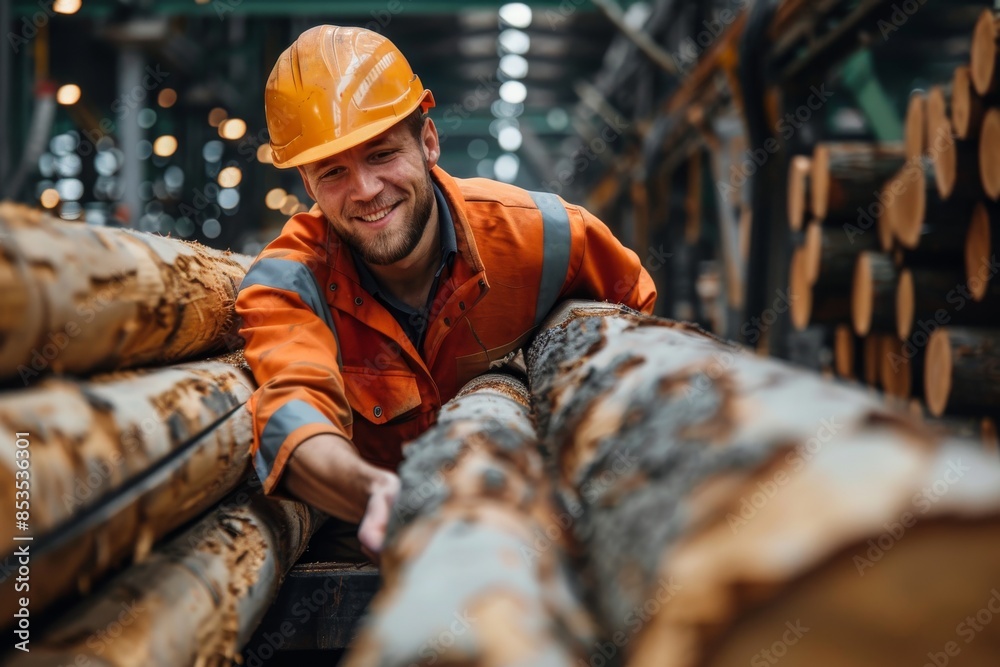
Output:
top-left (236, 166), bottom-right (656, 494)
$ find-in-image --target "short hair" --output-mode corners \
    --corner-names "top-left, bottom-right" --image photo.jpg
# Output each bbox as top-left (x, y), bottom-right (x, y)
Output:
top-left (401, 108), bottom-right (426, 143)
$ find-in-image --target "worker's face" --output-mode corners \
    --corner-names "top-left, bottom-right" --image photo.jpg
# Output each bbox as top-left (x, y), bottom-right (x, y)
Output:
top-left (299, 117), bottom-right (440, 266)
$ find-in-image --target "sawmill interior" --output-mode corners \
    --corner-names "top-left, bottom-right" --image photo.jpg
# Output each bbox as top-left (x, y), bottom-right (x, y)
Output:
top-left (4, 0), bottom-right (1000, 665)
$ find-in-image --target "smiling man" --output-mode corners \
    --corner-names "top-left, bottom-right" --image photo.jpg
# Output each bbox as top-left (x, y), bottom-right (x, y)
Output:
top-left (236, 25), bottom-right (656, 557)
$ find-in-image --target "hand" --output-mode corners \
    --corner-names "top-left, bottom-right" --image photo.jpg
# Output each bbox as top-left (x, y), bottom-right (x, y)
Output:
top-left (357, 471), bottom-right (401, 563)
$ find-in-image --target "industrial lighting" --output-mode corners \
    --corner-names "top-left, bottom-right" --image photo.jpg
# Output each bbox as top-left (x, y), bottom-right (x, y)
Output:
top-left (158, 88), bottom-right (178, 108)
top-left (499, 54), bottom-right (529, 80)
top-left (208, 107), bottom-right (228, 128)
top-left (56, 84), bottom-right (81, 105)
top-left (152, 135), bottom-right (178, 157)
top-left (219, 118), bottom-right (247, 140)
top-left (53, 0), bottom-right (81, 14)
top-left (499, 80), bottom-right (527, 104)
top-left (498, 29), bottom-right (530, 55)
top-left (40, 188), bottom-right (60, 209)
top-left (499, 3), bottom-right (532, 29)
top-left (279, 194), bottom-right (300, 216)
top-left (265, 188), bottom-right (286, 210)
top-left (497, 126), bottom-right (523, 152)
top-left (256, 144), bottom-right (273, 164)
top-left (217, 166), bottom-right (242, 188)
top-left (494, 153), bottom-right (519, 183)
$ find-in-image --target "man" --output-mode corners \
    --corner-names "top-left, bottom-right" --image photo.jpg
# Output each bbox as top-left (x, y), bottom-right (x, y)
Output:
top-left (236, 25), bottom-right (656, 557)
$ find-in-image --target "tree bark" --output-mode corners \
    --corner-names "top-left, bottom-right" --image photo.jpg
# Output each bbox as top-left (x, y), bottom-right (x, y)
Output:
top-left (896, 267), bottom-right (1000, 340)
top-left (0, 202), bottom-right (252, 385)
top-left (802, 220), bottom-right (876, 287)
top-left (526, 301), bottom-right (1000, 667)
top-left (343, 373), bottom-right (597, 667)
top-left (8, 487), bottom-right (317, 667)
top-left (0, 360), bottom-right (254, 619)
top-left (810, 143), bottom-right (906, 221)
top-left (926, 327), bottom-right (1000, 417)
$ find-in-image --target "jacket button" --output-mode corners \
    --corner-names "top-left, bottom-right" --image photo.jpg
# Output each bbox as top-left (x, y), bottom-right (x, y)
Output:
top-left (443, 317), bottom-right (451, 326)
top-left (329, 283), bottom-right (337, 291)
top-left (478, 279), bottom-right (485, 288)
top-left (355, 296), bottom-right (364, 306)
top-left (459, 301), bottom-right (466, 310)
top-left (373, 405), bottom-right (382, 418)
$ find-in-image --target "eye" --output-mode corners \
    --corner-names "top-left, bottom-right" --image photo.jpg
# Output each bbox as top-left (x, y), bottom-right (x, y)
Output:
top-left (321, 166), bottom-right (345, 179)
top-left (372, 149), bottom-right (397, 161)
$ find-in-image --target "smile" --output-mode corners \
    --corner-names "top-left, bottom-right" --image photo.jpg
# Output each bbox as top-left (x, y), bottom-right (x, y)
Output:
top-left (358, 203), bottom-right (398, 223)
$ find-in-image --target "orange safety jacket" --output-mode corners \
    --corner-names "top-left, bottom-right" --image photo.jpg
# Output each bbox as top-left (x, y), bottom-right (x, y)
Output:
top-left (236, 166), bottom-right (656, 494)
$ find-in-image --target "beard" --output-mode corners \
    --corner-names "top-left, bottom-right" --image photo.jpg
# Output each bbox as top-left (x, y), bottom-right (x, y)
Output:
top-left (335, 168), bottom-right (435, 266)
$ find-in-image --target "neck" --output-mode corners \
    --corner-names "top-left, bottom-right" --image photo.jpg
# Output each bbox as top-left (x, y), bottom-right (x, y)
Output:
top-left (364, 197), bottom-right (441, 310)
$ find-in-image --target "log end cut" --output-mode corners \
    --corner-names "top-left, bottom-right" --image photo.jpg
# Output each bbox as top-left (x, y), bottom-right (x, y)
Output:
top-left (971, 9), bottom-right (1000, 97)
top-left (980, 109), bottom-right (1000, 201)
top-left (896, 269), bottom-right (914, 340)
top-left (966, 203), bottom-right (992, 301)
top-left (925, 329), bottom-right (953, 417)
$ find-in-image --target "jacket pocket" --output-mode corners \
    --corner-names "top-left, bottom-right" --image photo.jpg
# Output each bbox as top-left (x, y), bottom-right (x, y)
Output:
top-left (340, 367), bottom-right (422, 425)
top-left (453, 329), bottom-right (535, 388)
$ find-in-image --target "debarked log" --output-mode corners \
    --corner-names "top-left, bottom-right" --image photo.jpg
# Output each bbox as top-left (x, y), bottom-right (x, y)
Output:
top-left (0, 360), bottom-right (254, 619)
top-left (343, 373), bottom-right (596, 667)
top-left (810, 143), bottom-right (905, 221)
top-left (527, 301), bottom-right (1000, 667)
top-left (6, 487), bottom-right (319, 667)
top-left (0, 202), bottom-right (252, 384)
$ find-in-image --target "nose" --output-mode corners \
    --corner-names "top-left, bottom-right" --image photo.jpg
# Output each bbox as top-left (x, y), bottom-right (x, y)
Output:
top-left (348, 164), bottom-right (384, 202)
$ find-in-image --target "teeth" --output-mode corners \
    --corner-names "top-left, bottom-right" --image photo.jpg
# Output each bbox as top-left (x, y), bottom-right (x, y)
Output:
top-left (361, 206), bottom-right (392, 222)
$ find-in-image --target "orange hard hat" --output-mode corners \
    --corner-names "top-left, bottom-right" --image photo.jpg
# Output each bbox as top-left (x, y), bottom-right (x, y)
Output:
top-left (264, 25), bottom-right (435, 169)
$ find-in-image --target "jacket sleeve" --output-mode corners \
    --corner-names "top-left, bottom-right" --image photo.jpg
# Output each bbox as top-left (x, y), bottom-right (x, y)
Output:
top-left (235, 252), bottom-right (354, 495)
top-left (562, 202), bottom-right (658, 315)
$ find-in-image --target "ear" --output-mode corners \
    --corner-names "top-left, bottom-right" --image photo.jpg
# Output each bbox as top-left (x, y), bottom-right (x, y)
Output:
top-left (421, 117), bottom-right (441, 170)
top-left (297, 166), bottom-right (316, 201)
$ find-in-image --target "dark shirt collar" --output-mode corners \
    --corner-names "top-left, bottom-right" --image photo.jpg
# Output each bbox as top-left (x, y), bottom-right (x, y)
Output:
top-left (353, 183), bottom-right (457, 301)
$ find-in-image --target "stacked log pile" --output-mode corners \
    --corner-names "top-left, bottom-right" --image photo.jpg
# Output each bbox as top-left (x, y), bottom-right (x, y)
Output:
top-left (785, 11), bottom-right (1000, 446)
top-left (0, 203), bottom-right (314, 661)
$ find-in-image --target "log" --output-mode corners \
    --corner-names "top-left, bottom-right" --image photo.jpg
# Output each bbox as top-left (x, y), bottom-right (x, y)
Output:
top-left (833, 324), bottom-right (863, 381)
top-left (0, 202), bottom-right (252, 385)
top-left (966, 201), bottom-right (1000, 300)
top-left (926, 327), bottom-right (1000, 417)
top-left (895, 268), bottom-right (1000, 340)
top-left (852, 252), bottom-right (897, 336)
top-left (789, 247), bottom-right (849, 331)
top-left (904, 92), bottom-right (927, 161)
top-left (980, 107), bottom-right (1000, 200)
top-left (879, 335), bottom-right (920, 402)
top-left (863, 334), bottom-right (886, 388)
top-left (786, 155), bottom-right (811, 232)
top-left (810, 143), bottom-right (906, 221)
top-left (891, 158), bottom-right (973, 250)
top-left (0, 360), bottom-right (254, 619)
top-left (8, 487), bottom-right (318, 666)
top-left (927, 85), bottom-right (981, 201)
top-left (802, 220), bottom-right (876, 287)
top-left (952, 66), bottom-right (986, 140)
top-left (526, 301), bottom-right (1000, 667)
top-left (971, 9), bottom-right (1000, 96)
top-left (343, 373), bottom-right (596, 667)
